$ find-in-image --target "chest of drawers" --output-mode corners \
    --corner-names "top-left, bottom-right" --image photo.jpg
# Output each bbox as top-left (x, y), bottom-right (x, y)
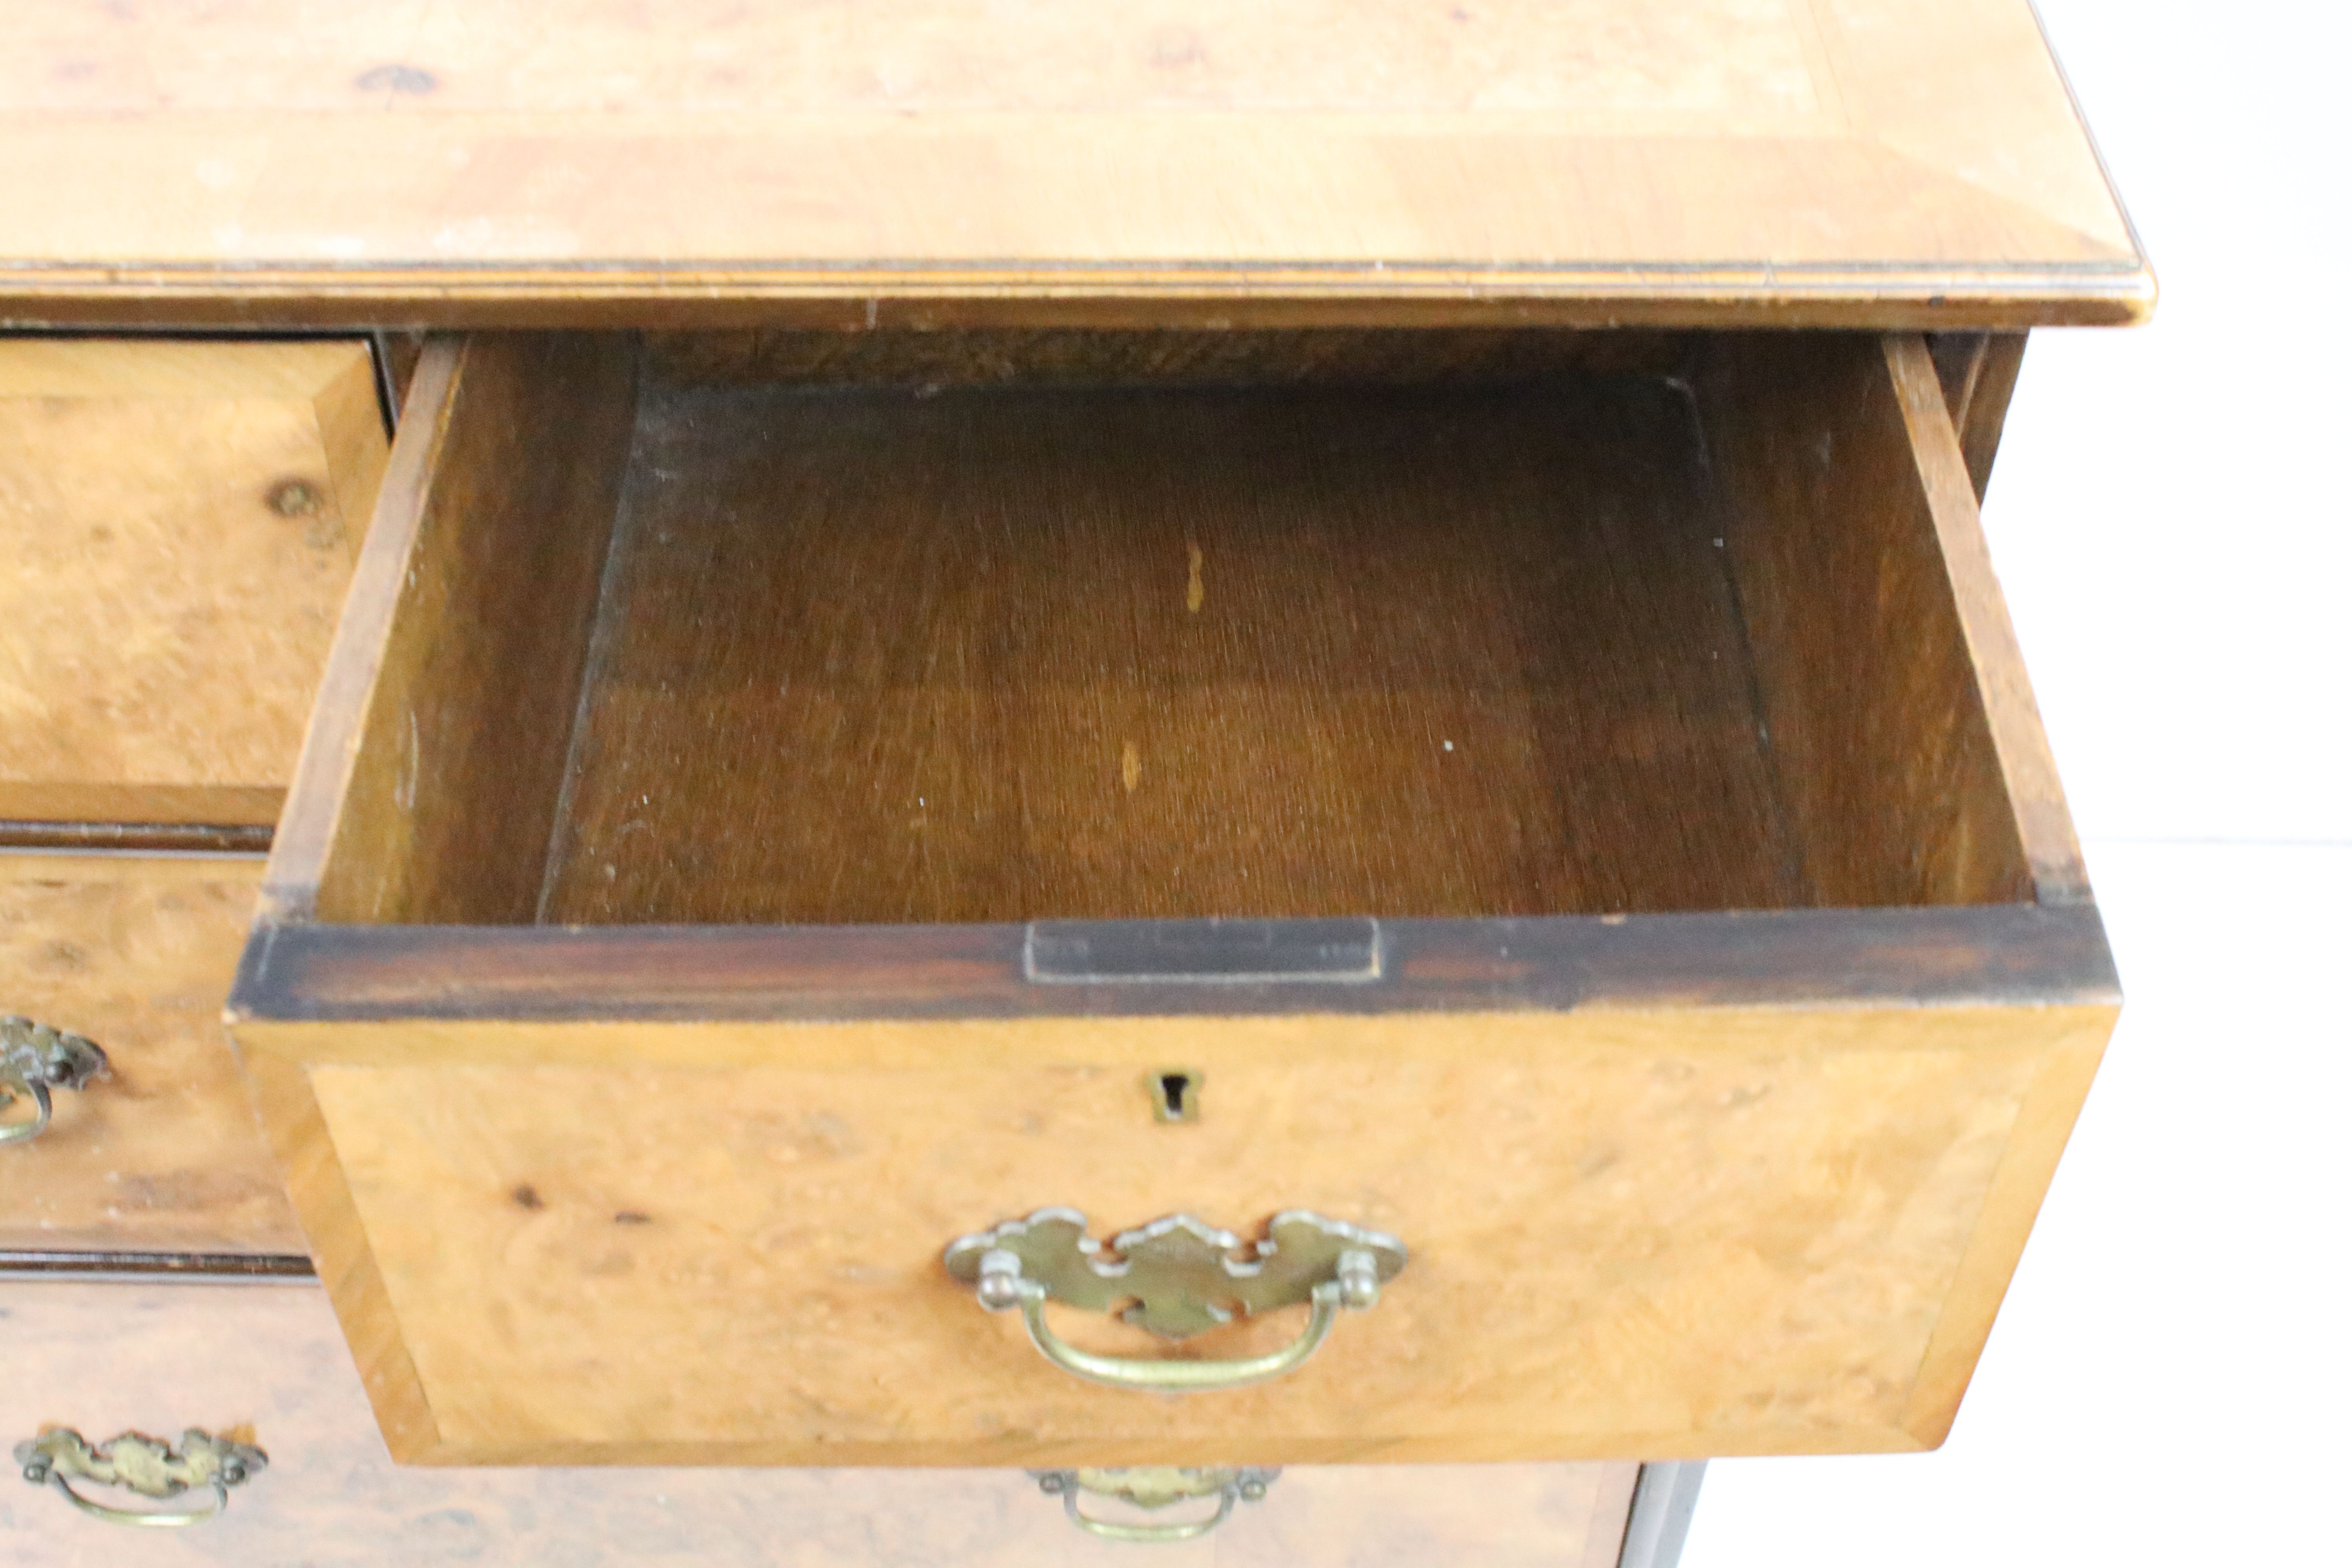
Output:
top-left (2, 0), bottom-right (2145, 1557)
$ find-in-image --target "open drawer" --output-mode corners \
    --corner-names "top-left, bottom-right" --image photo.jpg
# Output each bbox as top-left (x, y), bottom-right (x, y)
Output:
top-left (226, 329), bottom-right (2115, 1468)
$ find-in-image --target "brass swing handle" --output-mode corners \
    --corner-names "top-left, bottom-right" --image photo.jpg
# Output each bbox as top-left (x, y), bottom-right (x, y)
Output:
top-left (15, 1428), bottom-right (266, 1528)
top-left (0, 1017), bottom-right (109, 1146)
top-left (974, 1246), bottom-right (1380, 1392)
top-left (1034, 1466), bottom-right (1280, 1543)
top-left (944, 1208), bottom-right (1407, 1394)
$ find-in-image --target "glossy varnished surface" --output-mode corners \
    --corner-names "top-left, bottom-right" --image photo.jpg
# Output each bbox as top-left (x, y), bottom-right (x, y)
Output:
top-left (0, 1281), bottom-right (1640, 1564)
top-left (0, 1), bottom-right (2145, 325)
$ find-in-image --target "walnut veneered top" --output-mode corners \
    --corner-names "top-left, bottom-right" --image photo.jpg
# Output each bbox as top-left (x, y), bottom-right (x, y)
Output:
top-left (1, 0), bottom-right (2147, 327)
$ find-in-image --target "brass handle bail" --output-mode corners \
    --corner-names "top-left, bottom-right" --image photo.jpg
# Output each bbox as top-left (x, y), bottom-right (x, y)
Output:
top-left (946, 1208), bottom-right (1406, 1394)
top-left (1033, 1466), bottom-right (1281, 1543)
top-left (15, 1428), bottom-right (266, 1527)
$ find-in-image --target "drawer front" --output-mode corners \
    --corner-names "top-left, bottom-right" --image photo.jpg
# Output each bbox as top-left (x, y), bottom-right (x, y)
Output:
top-left (0, 338), bottom-right (385, 831)
top-left (239, 996), bottom-right (2109, 1466)
top-left (0, 855), bottom-right (301, 1254)
top-left (230, 329), bottom-right (2116, 1466)
top-left (0, 1280), bottom-right (1639, 1566)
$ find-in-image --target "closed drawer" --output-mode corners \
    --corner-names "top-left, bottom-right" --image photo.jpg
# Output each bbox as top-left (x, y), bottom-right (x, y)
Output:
top-left (1, 854), bottom-right (300, 1254)
top-left (0, 337), bottom-right (385, 835)
top-left (0, 1279), bottom-right (1641, 1565)
top-left (227, 330), bottom-right (2116, 1467)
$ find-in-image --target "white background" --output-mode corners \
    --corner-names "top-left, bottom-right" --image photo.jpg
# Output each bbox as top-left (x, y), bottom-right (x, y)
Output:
top-left (1683, 1), bottom-right (2352, 1561)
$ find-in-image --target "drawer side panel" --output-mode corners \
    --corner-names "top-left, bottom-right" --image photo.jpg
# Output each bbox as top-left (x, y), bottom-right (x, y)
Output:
top-left (270, 334), bottom-right (639, 927)
top-left (1695, 334), bottom-right (2083, 908)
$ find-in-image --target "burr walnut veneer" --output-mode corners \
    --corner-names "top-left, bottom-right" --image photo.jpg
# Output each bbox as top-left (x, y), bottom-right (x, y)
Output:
top-left (1, 338), bottom-right (384, 1257)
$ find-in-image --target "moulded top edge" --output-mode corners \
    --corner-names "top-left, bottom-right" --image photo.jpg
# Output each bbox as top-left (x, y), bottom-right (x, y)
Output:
top-left (0, 263), bottom-right (2157, 332)
top-left (1, 0), bottom-right (2149, 329)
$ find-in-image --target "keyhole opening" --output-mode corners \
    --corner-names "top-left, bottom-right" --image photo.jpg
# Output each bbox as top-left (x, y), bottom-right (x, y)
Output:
top-left (1152, 1069), bottom-right (1201, 1123)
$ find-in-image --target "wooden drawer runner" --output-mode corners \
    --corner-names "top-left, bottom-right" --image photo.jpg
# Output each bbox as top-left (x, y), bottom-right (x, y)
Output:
top-left (227, 328), bottom-right (2117, 1467)
top-left (0, 1280), bottom-right (1639, 1565)
top-left (0, 338), bottom-right (385, 835)
top-left (0, 854), bottom-right (301, 1254)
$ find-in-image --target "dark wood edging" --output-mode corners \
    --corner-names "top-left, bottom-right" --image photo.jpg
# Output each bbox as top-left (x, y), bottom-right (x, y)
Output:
top-left (0, 1251), bottom-right (313, 1279)
top-left (0, 822), bottom-right (273, 854)
top-left (230, 904), bottom-right (2117, 1024)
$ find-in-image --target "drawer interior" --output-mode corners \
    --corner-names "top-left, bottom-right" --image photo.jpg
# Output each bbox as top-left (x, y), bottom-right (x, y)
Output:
top-left (294, 328), bottom-right (2060, 929)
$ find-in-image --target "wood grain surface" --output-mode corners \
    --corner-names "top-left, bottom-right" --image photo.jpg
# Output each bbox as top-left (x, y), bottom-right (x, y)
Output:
top-left (236, 327), bottom-right (2115, 1464)
top-left (0, 1), bottom-right (2147, 326)
top-left (232, 1000), bottom-right (2114, 1466)
top-left (0, 339), bottom-right (385, 829)
top-left (1927, 332), bottom-right (2028, 501)
top-left (287, 335), bottom-right (638, 927)
top-left (231, 902), bottom-right (2119, 1027)
top-left (0, 853), bottom-right (302, 1254)
top-left (1957, 335), bottom-right (2029, 503)
top-left (642, 328), bottom-right (1692, 387)
top-left (1692, 333), bottom-right (2065, 907)
top-left (542, 368), bottom-right (1798, 925)
top-left (0, 1281), bottom-right (1639, 1565)
top-left (1879, 334), bottom-right (2086, 903)
top-left (294, 329), bottom-right (2060, 929)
